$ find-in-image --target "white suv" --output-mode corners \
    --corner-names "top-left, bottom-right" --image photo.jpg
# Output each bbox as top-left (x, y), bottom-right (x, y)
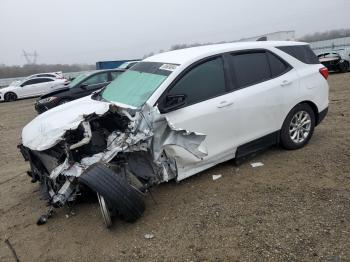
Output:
top-left (19, 41), bottom-right (329, 227)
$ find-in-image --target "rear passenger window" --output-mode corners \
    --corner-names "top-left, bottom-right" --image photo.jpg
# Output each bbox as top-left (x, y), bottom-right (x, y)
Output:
top-left (276, 45), bottom-right (319, 64)
top-left (167, 57), bottom-right (226, 105)
top-left (230, 52), bottom-right (271, 88)
top-left (38, 78), bottom-right (53, 83)
top-left (267, 52), bottom-right (291, 77)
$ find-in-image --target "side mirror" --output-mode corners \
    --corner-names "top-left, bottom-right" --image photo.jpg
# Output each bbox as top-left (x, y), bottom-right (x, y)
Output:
top-left (158, 94), bottom-right (187, 113)
top-left (80, 83), bottom-right (88, 89)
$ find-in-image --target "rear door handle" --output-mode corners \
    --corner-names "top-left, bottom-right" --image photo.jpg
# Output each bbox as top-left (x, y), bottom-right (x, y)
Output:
top-left (217, 101), bottom-right (234, 108)
top-left (281, 80), bottom-right (293, 86)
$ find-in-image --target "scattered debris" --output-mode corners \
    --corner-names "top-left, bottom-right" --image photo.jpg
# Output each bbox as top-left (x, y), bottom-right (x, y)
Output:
top-left (144, 233), bottom-right (154, 239)
top-left (36, 206), bottom-right (54, 225)
top-left (212, 174), bottom-right (222, 181)
top-left (4, 238), bottom-right (20, 262)
top-left (250, 162), bottom-right (264, 168)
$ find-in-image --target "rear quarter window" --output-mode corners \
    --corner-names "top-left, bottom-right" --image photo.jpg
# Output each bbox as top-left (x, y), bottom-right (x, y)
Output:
top-left (276, 45), bottom-right (319, 64)
top-left (267, 52), bottom-right (291, 77)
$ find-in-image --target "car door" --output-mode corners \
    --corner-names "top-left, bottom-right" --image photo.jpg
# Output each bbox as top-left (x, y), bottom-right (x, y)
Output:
top-left (78, 72), bottom-right (109, 96)
top-left (226, 50), bottom-right (300, 157)
top-left (39, 78), bottom-right (57, 94)
top-left (20, 79), bottom-right (42, 97)
top-left (159, 56), bottom-right (237, 180)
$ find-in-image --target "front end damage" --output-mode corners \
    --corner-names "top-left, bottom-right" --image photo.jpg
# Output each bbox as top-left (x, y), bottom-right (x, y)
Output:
top-left (19, 103), bottom-right (207, 226)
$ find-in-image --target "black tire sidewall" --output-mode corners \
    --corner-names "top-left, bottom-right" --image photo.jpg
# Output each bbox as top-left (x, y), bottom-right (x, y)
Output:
top-left (4, 92), bottom-right (17, 102)
top-left (280, 104), bottom-right (315, 150)
top-left (339, 61), bottom-right (349, 73)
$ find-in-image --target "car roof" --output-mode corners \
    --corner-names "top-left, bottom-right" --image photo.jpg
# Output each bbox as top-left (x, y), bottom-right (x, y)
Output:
top-left (144, 41), bottom-right (308, 65)
top-left (26, 76), bottom-right (58, 80)
top-left (90, 68), bottom-right (126, 74)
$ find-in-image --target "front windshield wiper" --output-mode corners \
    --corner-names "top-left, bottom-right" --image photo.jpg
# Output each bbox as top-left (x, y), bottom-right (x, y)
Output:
top-left (91, 87), bottom-right (107, 101)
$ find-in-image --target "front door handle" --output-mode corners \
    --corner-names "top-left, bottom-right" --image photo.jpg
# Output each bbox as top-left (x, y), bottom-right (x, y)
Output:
top-left (281, 80), bottom-right (293, 86)
top-left (217, 101), bottom-right (234, 108)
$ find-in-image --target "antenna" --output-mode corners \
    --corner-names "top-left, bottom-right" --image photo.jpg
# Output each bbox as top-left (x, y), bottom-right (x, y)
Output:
top-left (22, 50), bottom-right (38, 64)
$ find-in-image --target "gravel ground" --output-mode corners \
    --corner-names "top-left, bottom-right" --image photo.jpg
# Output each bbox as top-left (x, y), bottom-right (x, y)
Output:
top-left (0, 73), bottom-right (349, 262)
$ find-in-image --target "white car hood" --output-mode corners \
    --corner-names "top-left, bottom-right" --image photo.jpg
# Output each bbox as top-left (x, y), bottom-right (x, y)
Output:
top-left (22, 96), bottom-right (111, 151)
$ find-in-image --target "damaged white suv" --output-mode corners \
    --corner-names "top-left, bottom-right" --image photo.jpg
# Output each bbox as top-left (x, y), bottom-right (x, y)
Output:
top-left (19, 41), bottom-right (329, 227)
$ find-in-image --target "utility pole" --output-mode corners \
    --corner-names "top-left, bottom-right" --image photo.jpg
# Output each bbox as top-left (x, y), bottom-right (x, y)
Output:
top-left (22, 50), bottom-right (38, 64)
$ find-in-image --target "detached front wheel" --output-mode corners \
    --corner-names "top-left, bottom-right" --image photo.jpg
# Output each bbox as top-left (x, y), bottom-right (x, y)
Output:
top-left (79, 163), bottom-right (145, 228)
top-left (280, 103), bottom-right (315, 150)
top-left (97, 193), bottom-right (112, 228)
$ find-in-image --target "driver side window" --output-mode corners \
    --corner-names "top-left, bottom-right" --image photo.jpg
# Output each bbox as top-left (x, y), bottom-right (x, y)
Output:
top-left (167, 57), bottom-right (227, 106)
top-left (83, 73), bottom-right (108, 86)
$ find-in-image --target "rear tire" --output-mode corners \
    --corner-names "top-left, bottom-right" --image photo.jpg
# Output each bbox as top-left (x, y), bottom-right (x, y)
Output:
top-left (280, 103), bottom-right (315, 150)
top-left (79, 163), bottom-right (145, 225)
top-left (339, 61), bottom-right (349, 73)
top-left (4, 92), bottom-right (17, 102)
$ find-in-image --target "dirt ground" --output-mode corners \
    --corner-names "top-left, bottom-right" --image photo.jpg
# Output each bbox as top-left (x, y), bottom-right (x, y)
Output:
top-left (0, 73), bottom-right (349, 262)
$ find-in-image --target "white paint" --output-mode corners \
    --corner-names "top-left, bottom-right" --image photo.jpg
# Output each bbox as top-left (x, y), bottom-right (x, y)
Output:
top-left (0, 77), bottom-right (67, 101)
top-left (21, 41), bottom-right (329, 190)
top-left (250, 162), bottom-right (264, 168)
top-left (212, 174), bottom-right (222, 181)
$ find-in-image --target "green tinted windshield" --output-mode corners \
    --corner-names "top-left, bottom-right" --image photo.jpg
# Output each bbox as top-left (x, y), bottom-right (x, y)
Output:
top-left (102, 62), bottom-right (175, 107)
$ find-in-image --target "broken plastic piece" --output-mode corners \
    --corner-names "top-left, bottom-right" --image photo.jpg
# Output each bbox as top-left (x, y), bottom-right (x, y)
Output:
top-left (250, 162), bottom-right (264, 168)
top-left (144, 233), bottom-right (154, 239)
top-left (212, 174), bottom-right (222, 181)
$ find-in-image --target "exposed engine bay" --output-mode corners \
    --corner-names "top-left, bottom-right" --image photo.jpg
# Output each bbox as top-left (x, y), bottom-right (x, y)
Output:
top-left (19, 102), bottom-right (207, 226)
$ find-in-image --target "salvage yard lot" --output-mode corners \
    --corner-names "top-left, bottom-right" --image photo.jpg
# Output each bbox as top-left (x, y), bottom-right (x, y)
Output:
top-left (0, 73), bottom-right (350, 261)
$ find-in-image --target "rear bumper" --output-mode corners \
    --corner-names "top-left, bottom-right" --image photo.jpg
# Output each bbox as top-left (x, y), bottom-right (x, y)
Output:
top-left (316, 107), bottom-right (328, 126)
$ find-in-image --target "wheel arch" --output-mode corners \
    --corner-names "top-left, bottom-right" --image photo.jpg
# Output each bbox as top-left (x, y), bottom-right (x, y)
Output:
top-left (298, 100), bottom-right (319, 125)
top-left (281, 100), bottom-right (319, 130)
top-left (4, 91), bottom-right (18, 100)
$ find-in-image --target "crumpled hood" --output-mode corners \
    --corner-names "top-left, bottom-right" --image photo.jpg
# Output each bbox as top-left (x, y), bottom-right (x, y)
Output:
top-left (22, 96), bottom-right (111, 151)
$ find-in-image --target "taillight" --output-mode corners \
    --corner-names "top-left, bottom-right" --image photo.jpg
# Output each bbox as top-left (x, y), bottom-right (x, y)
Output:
top-left (319, 67), bottom-right (329, 80)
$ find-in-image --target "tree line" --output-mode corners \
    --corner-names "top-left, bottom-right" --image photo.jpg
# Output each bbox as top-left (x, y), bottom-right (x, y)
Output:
top-left (299, 28), bottom-right (350, 42)
top-left (0, 64), bottom-right (95, 79)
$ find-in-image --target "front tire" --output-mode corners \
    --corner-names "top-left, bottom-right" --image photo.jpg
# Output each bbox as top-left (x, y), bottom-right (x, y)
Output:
top-left (79, 163), bottom-right (145, 227)
top-left (4, 92), bottom-right (17, 102)
top-left (280, 103), bottom-right (315, 150)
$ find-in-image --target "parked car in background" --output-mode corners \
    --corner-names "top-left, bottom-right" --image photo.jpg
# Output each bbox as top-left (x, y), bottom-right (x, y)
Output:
top-left (25, 71), bottom-right (64, 80)
top-left (19, 41), bottom-right (329, 227)
top-left (318, 49), bottom-right (350, 73)
top-left (0, 77), bottom-right (68, 102)
top-left (35, 69), bottom-right (125, 113)
top-left (9, 72), bottom-right (65, 87)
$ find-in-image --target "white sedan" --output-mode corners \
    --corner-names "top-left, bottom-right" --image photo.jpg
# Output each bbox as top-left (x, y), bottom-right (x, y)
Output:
top-left (0, 77), bottom-right (68, 102)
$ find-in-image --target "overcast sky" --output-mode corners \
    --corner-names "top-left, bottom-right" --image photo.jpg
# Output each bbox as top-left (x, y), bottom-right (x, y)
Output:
top-left (0, 0), bottom-right (349, 65)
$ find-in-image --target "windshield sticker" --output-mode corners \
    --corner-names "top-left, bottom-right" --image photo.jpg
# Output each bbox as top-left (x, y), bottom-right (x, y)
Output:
top-left (159, 64), bottom-right (178, 72)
